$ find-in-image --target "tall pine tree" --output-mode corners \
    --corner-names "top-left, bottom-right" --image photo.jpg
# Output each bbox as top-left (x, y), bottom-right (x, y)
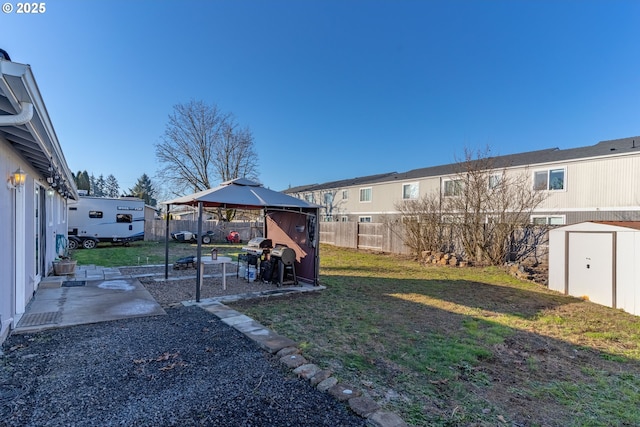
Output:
top-left (105, 174), bottom-right (120, 197)
top-left (73, 170), bottom-right (91, 194)
top-left (129, 173), bottom-right (157, 206)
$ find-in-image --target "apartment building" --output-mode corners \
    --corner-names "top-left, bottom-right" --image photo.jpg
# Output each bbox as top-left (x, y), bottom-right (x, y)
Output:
top-left (285, 136), bottom-right (640, 225)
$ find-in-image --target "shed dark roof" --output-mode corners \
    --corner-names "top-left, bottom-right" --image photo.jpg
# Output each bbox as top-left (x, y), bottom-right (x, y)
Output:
top-left (591, 221), bottom-right (640, 231)
top-left (285, 136), bottom-right (640, 193)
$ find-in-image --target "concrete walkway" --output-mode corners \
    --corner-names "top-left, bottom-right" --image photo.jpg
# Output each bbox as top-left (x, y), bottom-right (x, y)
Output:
top-left (15, 265), bottom-right (166, 333)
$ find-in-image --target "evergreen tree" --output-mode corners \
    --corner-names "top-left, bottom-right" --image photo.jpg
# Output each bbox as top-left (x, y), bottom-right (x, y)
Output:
top-left (89, 174), bottom-right (96, 196)
top-left (74, 170), bottom-right (91, 193)
top-left (105, 174), bottom-right (120, 197)
top-left (129, 173), bottom-right (157, 206)
top-left (91, 174), bottom-right (106, 197)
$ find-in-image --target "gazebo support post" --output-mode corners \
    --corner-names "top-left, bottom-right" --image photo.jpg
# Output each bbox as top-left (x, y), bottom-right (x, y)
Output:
top-left (195, 201), bottom-right (203, 302)
top-left (164, 204), bottom-right (170, 280)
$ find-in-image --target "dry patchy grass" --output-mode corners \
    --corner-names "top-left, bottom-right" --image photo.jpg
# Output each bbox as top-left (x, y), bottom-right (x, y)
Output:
top-left (230, 244), bottom-right (640, 426)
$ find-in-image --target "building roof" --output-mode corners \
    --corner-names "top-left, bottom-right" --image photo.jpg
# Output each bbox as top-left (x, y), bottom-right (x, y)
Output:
top-left (591, 221), bottom-right (640, 231)
top-left (0, 58), bottom-right (78, 199)
top-left (284, 172), bottom-right (397, 194)
top-left (285, 136), bottom-right (640, 193)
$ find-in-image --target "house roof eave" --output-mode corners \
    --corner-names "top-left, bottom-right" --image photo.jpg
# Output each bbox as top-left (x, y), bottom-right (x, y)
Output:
top-left (0, 59), bottom-right (78, 200)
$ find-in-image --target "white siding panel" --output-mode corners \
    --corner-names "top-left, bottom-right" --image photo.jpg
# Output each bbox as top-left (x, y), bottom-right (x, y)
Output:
top-left (548, 229), bottom-right (566, 293)
top-left (616, 231), bottom-right (639, 316)
top-left (540, 156), bottom-right (640, 210)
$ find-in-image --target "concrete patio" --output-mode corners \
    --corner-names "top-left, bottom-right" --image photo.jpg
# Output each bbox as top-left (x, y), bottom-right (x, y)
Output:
top-left (14, 265), bottom-right (166, 333)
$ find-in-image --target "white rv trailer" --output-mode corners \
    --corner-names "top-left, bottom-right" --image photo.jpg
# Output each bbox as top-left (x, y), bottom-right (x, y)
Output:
top-left (68, 196), bottom-right (145, 249)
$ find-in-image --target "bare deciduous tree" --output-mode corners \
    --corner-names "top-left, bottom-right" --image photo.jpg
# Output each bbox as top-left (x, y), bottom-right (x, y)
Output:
top-left (393, 192), bottom-right (444, 255)
top-left (394, 147), bottom-right (549, 265)
top-left (155, 100), bottom-right (258, 196)
top-left (445, 147), bottom-right (548, 264)
top-left (216, 124), bottom-right (258, 184)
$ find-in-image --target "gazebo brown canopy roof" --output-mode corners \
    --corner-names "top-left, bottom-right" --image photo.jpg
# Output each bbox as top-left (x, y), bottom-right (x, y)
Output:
top-left (163, 178), bottom-right (319, 210)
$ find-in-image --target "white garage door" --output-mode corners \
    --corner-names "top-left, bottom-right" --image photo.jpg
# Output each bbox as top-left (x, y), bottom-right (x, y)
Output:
top-left (568, 232), bottom-right (613, 307)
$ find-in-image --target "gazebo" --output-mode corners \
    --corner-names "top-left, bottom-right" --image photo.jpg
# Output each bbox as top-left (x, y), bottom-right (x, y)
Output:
top-left (162, 178), bottom-right (321, 301)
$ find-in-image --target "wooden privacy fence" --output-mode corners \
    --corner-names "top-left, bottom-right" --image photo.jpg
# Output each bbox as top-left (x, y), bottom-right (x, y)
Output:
top-left (147, 219), bottom-right (549, 263)
top-left (145, 219), bottom-right (263, 242)
top-left (318, 221), bottom-right (549, 263)
top-left (319, 222), bottom-right (412, 255)
top-left (149, 220), bottom-right (410, 253)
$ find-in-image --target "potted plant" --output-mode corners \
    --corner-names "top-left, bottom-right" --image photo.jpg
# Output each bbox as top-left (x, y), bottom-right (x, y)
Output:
top-left (53, 256), bottom-right (77, 276)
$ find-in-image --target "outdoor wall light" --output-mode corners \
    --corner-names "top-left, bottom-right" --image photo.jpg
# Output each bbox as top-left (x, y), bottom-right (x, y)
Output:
top-left (47, 188), bottom-right (55, 197)
top-left (7, 167), bottom-right (26, 190)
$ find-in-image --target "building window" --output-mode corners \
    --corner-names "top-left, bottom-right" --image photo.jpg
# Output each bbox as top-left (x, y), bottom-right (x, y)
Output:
top-left (443, 179), bottom-right (464, 196)
top-left (531, 215), bottom-right (565, 225)
top-left (324, 192), bottom-right (333, 205)
top-left (489, 174), bottom-right (502, 189)
top-left (534, 168), bottom-right (565, 191)
top-left (341, 216), bottom-right (349, 222)
top-left (441, 215), bottom-right (461, 224)
top-left (359, 216), bottom-right (372, 223)
top-left (402, 183), bottom-right (419, 200)
top-left (89, 210), bottom-right (103, 219)
top-left (342, 190), bottom-right (348, 200)
top-left (359, 187), bottom-right (372, 202)
top-left (401, 215), bottom-right (419, 224)
top-left (304, 193), bottom-right (314, 203)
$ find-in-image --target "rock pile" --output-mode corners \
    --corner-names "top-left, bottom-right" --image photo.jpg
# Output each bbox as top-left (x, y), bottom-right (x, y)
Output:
top-left (420, 250), bottom-right (469, 267)
top-left (507, 262), bottom-right (549, 285)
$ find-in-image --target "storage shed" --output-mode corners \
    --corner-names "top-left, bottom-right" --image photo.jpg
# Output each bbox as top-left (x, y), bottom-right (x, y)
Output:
top-left (549, 221), bottom-right (640, 316)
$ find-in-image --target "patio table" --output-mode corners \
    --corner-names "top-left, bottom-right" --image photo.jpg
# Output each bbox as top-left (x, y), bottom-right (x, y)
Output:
top-left (200, 256), bottom-right (232, 290)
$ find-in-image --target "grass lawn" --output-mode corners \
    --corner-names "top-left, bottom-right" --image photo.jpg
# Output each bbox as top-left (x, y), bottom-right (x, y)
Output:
top-left (226, 244), bottom-right (640, 427)
top-left (69, 240), bottom-right (245, 267)
top-left (70, 241), bottom-right (640, 426)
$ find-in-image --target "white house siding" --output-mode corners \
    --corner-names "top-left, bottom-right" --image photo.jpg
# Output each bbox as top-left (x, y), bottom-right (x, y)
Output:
top-left (1, 142), bottom-right (71, 342)
top-left (0, 58), bottom-right (76, 344)
top-left (0, 148), bottom-right (20, 342)
top-left (0, 144), bottom-right (35, 341)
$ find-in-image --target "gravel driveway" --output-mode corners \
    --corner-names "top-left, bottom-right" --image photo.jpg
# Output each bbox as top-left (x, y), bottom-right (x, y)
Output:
top-left (0, 305), bottom-right (366, 426)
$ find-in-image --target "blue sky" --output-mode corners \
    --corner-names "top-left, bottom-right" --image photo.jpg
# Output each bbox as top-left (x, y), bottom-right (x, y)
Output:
top-left (1, 1), bottom-right (639, 194)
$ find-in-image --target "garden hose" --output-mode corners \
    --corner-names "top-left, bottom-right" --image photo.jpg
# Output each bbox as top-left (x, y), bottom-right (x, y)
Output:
top-left (56, 234), bottom-right (68, 257)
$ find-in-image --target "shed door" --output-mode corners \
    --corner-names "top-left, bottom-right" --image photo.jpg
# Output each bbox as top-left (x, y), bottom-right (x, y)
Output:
top-left (567, 232), bottom-right (614, 307)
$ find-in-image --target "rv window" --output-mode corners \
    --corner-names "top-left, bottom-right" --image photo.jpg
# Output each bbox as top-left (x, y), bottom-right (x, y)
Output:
top-left (116, 214), bottom-right (133, 223)
top-left (89, 211), bottom-right (103, 218)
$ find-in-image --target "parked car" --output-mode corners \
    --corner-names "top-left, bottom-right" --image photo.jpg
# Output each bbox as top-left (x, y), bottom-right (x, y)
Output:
top-left (171, 230), bottom-right (215, 244)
